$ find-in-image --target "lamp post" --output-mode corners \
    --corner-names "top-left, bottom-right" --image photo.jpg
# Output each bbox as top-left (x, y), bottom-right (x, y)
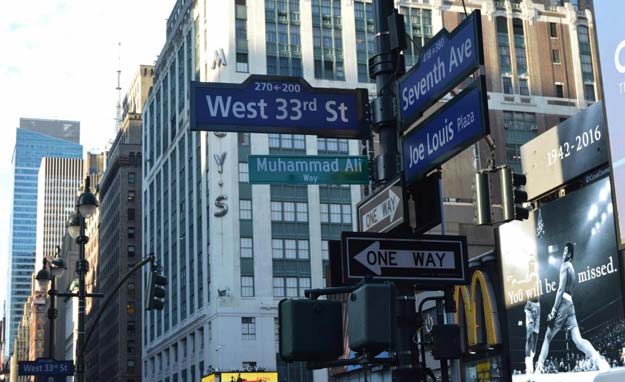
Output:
top-left (35, 246), bottom-right (66, 359)
top-left (66, 176), bottom-right (98, 382)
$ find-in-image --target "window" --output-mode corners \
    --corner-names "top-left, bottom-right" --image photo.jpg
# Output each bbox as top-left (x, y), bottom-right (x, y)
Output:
top-left (239, 133), bottom-right (250, 146)
top-left (238, 162), bottom-right (249, 182)
top-left (496, 17), bottom-right (511, 73)
top-left (240, 199), bottom-right (252, 220)
top-left (296, 202), bottom-right (308, 222)
top-left (555, 83), bottom-right (564, 98)
top-left (342, 205), bottom-right (352, 224)
top-left (241, 276), bottom-right (254, 297)
top-left (584, 84), bottom-right (596, 102)
top-left (128, 226), bottom-right (135, 239)
top-left (321, 240), bottom-right (329, 260)
top-left (503, 77), bottom-right (513, 94)
top-left (242, 317), bottom-right (256, 340)
top-left (128, 209), bottom-right (136, 221)
top-left (503, 111), bottom-right (536, 131)
top-left (128, 172), bottom-right (136, 184)
top-left (240, 238), bottom-right (253, 258)
top-left (271, 201), bottom-right (308, 222)
top-left (552, 49), bottom-right (561, 64)
top-left (272, 239), bottom-right (309, 259)
top-left (273, 277), bottom-right (311, 297)
top-left (128, 190), bottom-right (136, 201)
top-left (128, 245), bottom-right (136, 256)
top-left (269, 134), bottom-right (305, 150)
top-left (272, 239), bottom-right (283, 258)
top-left (519, 78), bottom-right (530, 96)
top-left (549, 22), bottom-right (558, 38)
top-left (318, 138), bottom-right (348, 154)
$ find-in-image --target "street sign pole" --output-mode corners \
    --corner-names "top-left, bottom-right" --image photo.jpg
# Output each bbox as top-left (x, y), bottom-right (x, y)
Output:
top-left (369, 1), bottom-right (417, 381)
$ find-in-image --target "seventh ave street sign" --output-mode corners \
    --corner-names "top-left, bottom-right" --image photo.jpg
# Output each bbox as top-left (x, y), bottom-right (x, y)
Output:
top-left (341, 232), bottom-right (469, 285)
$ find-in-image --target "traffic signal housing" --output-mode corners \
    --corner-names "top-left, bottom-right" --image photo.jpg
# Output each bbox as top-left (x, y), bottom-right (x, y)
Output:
top-left (146, 269), bottom-right (167, 311)
top-left (500, 167), bottom-right (529, 221)
top-left (279, 299), bottom-right (343, 362)
top-left (473, 172), bottom-right (491, 225)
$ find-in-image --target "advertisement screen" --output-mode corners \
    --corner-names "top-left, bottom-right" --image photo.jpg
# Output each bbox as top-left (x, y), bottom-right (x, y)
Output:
top-left (595, 3), bottom-right (625, 248)
top-left (499, 177), bottom-right (625, 382)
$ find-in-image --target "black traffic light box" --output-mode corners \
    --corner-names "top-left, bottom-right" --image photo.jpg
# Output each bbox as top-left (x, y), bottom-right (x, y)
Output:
top-left (279, 299), bottom-right (343, 362)
top-left (500, 167), bottom-right (529, 221)
top-left (146, 270), bottom-right (167, 311)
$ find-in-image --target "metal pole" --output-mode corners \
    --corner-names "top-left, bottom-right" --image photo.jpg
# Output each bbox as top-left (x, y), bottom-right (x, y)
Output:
top-left (76, 215), bottom-right (88, 382)
top-left (436, 299), bottom-right (449, 382)
top-left (48, 276), bottom-right (56, 358)
top-left (371, 0), bottom-right (401, 183)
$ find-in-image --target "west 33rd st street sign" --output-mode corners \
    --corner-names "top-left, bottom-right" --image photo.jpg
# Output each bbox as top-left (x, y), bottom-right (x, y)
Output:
top-left (190, 75), bottom-right (369, 138)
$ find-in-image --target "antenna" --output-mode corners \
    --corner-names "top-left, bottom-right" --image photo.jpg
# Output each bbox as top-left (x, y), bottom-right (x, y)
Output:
top-left (115, 42), bottom-right (122, 135)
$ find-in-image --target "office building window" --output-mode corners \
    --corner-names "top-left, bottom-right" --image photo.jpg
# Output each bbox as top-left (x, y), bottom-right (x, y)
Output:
top-left (272, 239), bottom-right (309, 259)
top-left (354, 1), bottom-right (375, 82)
top-left (269, 134), bottom-right (306, 150)
top-left (128, 226), bottom-right (135, 239)
top-left (236, 0), bottom-right (249, 72)
top-left (584, 84), bottom-right (596, 102)
top-left (400, 6), bottom-right (433, 68)
top-left (318, 138), bottom-right (348, 154)
top-left (496, 17), bottom-right (511, 73)
top-left (128, 172), bottom-right (136, 184)
top-left (513, 19), bottom-right (528, 75)
top-left (271, 201), bottom-right (308, 222)
top-left (578, 26), bottom-right (594, 82)
top-left (555, 83), bottom-right (564, 98)
top-left (240, 199), bottom-right (252, 220)
top-left (241, 276), bottom-right (255, 297)
top-left (519, 78), bottom-right (530, 96)
top-left (503, 77), bottom-right (513, 94)
top-left (312, 0), bottom-right (345, 80)
top-left (128, 245), bottom-right (136, 256)
top-left (273, 277), bottom-right (311, 297)
top-left (265, 0), bottom-right (302, 76)
top-left (240, 238), bottom-right (253, 258)
top-left (552, 49), bottom-right (561, 64)
top-left (503, 111), bottom-right (536, 131)
top-left (239, 163), bottom-right (249, 182)
top-left (321, 240), bottom-right (329, 260)
top-left (549, 22), bottom-right (558, 38)
top-left (242, 317), bottom-right (256, 340)
top-left (320, 203), bottom-right (352, 224)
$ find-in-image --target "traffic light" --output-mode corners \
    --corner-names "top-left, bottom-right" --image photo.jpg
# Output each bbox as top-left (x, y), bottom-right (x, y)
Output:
top-left (347, 283), bottom-right (395, 356)
top-left (146, 269), bottom-right (167, 311)
top-left (279, 299), bottom-right (343, 362)
top-left (473, 172), bottom-right (492, 225)
top-left (500, 167), bottom-right (529, 221)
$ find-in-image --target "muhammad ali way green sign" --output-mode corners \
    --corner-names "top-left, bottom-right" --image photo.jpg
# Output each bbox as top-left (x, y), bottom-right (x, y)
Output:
top-left (248, 155), bottom-right (368, 185)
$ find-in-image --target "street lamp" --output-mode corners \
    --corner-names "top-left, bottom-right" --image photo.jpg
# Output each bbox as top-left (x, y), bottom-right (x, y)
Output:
top-left (65, 176), bottom-right (98, 382)
top-left (35, 246), bottom-right (66, 359)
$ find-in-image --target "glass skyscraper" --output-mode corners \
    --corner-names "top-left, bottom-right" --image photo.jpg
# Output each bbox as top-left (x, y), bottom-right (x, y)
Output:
top-left (6, 118), bottom-right (82, 355)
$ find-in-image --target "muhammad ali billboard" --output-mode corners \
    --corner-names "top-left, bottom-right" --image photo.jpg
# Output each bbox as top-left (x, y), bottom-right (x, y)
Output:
top-left (499, 176), bottom-right (625, 382)
top-left (595, 4), bottom-right (625, 249)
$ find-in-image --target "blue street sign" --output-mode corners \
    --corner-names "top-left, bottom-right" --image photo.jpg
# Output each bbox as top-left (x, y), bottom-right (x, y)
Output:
top-left (36, 375), bottom-right (66, 382)
top-left (18, 358), bottom-right (74, 376)
top-left (397, 10), bottom-right (483, 130)
top-left (190, 75), bottom-right (370, 139)
top-left (402, 77), bottom-right (489, 185)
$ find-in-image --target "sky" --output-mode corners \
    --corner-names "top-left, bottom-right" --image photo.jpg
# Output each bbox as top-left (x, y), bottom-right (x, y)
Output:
top-left (0, 0), bottom-right (175, 312)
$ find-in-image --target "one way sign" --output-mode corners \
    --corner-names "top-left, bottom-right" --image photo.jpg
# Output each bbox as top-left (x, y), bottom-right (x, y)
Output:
top-left (357, 178), bottom-right (405, 233)
top-left (341, 232), bottom-right (468, 285)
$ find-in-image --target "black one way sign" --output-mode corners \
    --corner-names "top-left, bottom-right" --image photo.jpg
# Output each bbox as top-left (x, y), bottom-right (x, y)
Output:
top-left (341, 232), bottom-right (468, 285)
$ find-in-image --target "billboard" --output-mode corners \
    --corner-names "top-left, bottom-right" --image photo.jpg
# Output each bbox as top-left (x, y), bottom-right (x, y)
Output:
top-left (521, 102), bottom-right (607, 200)
top-left (499, 177), bottom-right (625, 382)
top-left (595, 4), bottom-right (625, 249)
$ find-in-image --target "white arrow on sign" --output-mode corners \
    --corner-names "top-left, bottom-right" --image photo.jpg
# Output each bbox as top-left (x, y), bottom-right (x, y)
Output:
top-left (354, 241), bottom-right (456, 275)
top-left (361, 188), bottom-right (401, 231)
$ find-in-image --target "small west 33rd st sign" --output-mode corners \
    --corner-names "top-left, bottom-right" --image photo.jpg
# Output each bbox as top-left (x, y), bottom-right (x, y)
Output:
top-left (190, 75), bottom-right (370, 139)
top-left (248, 155), bottom-right (368, 185)
top-left (341, 232), bottom-right (468, 285)
top-left (397, 9), bottom-right (483, 130)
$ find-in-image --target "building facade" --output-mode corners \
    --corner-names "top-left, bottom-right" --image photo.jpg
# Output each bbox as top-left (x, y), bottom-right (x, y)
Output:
top-left (84, 66), bottom-right (152, 382)
top-left (35, 157), bottom-right (83, 265)
top-left (6, 119), bottom-right (82, 355)
top-left (140, 1), bottom-right (599, 381)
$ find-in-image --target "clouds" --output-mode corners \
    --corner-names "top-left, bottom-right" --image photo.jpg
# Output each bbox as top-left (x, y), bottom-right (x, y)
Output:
top-left (0, 0), bottom-right (174, 305)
